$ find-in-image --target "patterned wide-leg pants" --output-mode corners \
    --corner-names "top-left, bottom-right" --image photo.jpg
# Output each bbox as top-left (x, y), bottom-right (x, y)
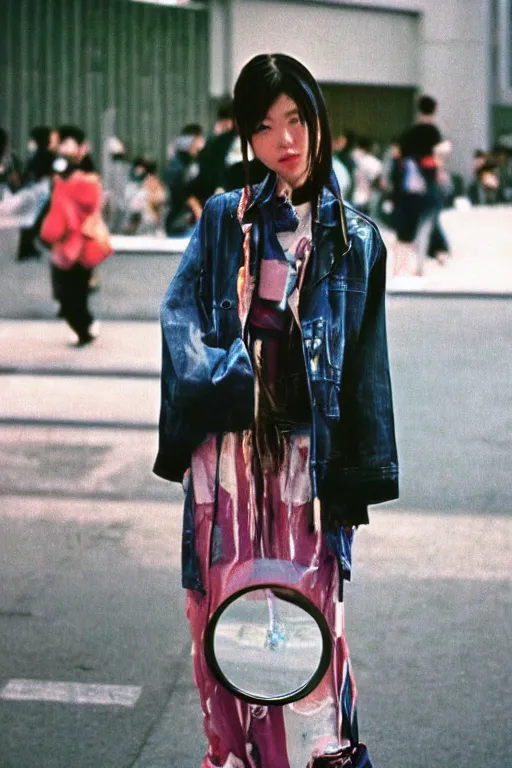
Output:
top-left (185, 432), bottom-right (358, 768)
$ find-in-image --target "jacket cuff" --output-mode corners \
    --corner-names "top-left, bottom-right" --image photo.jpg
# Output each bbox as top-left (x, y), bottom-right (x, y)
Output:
top-left (324, 499), bottom-right (369, 528)
top-left (153, 448), bottom-right (191, 484)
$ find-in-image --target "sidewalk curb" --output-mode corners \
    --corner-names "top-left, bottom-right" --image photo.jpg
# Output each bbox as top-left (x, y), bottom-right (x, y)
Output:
top-left (0, 417), bottom-right (156, 430)
top-left (386, 290), bottom-right (512, 299)
top-left (0, 366), bottom-right (159, 378)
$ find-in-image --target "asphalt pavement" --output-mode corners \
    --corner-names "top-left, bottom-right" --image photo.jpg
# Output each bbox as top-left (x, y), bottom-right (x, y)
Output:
top-left (0, 208), bottom-right (511, 768)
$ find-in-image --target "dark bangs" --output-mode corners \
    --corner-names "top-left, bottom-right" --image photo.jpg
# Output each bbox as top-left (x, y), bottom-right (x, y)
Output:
top-left (233, 53), bottom-right (332, 194)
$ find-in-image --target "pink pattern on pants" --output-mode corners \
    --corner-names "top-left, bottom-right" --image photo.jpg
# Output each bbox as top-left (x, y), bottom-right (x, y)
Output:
top-left (186, 432), bottom-right (358, 768)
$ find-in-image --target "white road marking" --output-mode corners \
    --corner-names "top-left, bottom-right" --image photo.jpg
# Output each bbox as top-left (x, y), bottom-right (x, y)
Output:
top-left (0, 680), bottom-right (142, 707)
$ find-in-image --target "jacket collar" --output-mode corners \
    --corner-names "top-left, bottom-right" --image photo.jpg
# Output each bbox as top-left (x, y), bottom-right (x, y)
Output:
top-left (241, 169), bottom-right (342, 230)
top-left (238, 169), bottom-right (350, 288)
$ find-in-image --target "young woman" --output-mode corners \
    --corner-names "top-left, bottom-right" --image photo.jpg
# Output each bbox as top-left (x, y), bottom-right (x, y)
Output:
top-left (154, 54), bottom-right (398, 768)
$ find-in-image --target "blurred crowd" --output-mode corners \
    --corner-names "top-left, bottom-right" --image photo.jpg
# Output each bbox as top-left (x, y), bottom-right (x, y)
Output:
top-left (1, 95), bottom-right (512, 344)
top-left (1, 97), bottom-right (512, 264)
top-left (332, 98), bottom-right (512, 277)
top-left (332, 134), bottom-right (512, 215)
top-left (101, 100), bottom-right (268, 238)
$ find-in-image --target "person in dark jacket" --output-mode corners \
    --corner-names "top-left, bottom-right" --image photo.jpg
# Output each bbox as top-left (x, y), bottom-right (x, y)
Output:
top-left (394, 95), bottom-right (451, 276)
top-left (164, 123), bottom-right (205, 234)
top-left (333, 130), bottom-right (357, 202)
top-left (0, 129), bottom-right (22, 198)
top-left (17, 126), bottom-right (56, 261)
top-left (154, 54), bottom-right (398, 768)
top-left (22, 126), bottom-right (55, 184)
top-left (186, 100), bottom-right (238, 213)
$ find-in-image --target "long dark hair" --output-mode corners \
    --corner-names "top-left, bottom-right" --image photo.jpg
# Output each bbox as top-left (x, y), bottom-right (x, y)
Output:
top-left (233, 53), bottom-right (332, 194)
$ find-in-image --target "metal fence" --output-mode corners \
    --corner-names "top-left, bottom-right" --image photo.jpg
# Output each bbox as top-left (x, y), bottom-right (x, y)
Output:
top-left (0, 0), bottom-right (211, 173)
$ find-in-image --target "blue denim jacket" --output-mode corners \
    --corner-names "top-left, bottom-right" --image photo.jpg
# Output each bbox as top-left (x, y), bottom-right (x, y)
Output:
top-left (154, 173), bottom-right (398, 588)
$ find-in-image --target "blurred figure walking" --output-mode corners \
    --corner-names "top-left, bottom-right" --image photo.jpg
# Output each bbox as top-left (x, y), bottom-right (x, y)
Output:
top-left (333, 131), bottom-right (356, 202)
top-left (122, 157), bottom-right (167, 235)
top-left (394, 95), bottom-right (451, 276)
top-left (188, 100), bottom-right (238, 212)
top-left (22, 126), bottom-right (56, 185)
top-left (468, 154), bottom-right (502, 206)
top-left (102, 137), bottom-right (130, 233)
top-left (141, 160), bottom-right (167, 235)
top-left (41, 126), bottom-right (111, 346)
top-left (17, 126), bottom-right (56, 261)
top-left (0, 129), bottom-right (22, 198)
top-left (378, 139), bottom-right (402, 228)
top-left (164, 123), bottom-right (204, 235)
top-left (351, 137), bottom-right (383, 217)
top-left (122, 156), bottom-right (148, 233)
top-left (491, 143), bottom-right (512, 203)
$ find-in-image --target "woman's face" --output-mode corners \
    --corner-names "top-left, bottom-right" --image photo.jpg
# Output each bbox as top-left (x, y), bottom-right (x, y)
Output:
top-left (250, 93), bottom-right (310, 190)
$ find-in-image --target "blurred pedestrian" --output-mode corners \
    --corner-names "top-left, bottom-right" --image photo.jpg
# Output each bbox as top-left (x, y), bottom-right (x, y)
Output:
top-left (164, 123), bottom-right (205, 235)
top-left (188, 100), bottom-right (238, 212)
top-left (332, 153), bottom-right (352, 198)
top-left (222, 134), bottom-right (268, 191)
top-left (394, 95), bottom-right (451, 276)
top-left (472, 149), bottom-right (487, 176)
top-left (22, 126), bottom-right (56, 185)
top-left (142, 160), bottom-right (167, 235)
top-left (378, 139), bottom-right (402, 227)
top-left (41, 125), bottom-right (111, 346)
top-left (122, 156), bottom-right (147, 233)
top-left (468, 160), bottom-right (501, 205)
top-left (0, 129), bottom-right (22, 198)
top-left (78, 143), bottom-right (97, 173)
top-left (491, 143), bottom-right (512, 202)
top-left (122, 157), bottom-right (167, 235)
top-left (102, 137), bottom-right (130, 233)
top-left (333, 131), bottom-right (356, 201)
top-left (17, 126), bottom-right (55, 261)
top-left (351, 137), bottom-right (383, 217)
top-left (154, 52), bottom-right (398, 768)
top-left (51, 127), bottom-right (97, 174)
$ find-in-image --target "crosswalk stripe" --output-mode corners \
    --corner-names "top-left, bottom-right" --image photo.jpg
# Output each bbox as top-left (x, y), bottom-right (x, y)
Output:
top-left (0, 680), bottom-right (142, 707)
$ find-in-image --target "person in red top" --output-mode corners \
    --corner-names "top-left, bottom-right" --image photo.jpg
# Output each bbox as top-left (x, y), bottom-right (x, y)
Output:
top-left (41, 126), bottom-right (103, 345)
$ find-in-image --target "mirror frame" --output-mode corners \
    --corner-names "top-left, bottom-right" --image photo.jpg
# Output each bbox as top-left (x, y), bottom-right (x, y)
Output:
top-left (204, 583), bottom-right (332, 706)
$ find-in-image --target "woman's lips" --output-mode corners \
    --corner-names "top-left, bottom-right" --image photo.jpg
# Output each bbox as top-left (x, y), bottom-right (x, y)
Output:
top-left (278, 153), bottom-right (301, 165)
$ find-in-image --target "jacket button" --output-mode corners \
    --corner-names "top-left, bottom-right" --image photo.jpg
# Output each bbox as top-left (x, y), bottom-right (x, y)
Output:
top-left (220, 299), bottom-right (233, 310)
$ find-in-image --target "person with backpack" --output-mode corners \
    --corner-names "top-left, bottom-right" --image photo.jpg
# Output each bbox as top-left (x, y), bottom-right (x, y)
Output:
top-left (394, 95), bottom-right (451, 277)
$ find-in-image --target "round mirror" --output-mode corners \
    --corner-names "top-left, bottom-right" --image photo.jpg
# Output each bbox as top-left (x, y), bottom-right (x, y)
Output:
top-left (204, 584), bottom-right (332, 706)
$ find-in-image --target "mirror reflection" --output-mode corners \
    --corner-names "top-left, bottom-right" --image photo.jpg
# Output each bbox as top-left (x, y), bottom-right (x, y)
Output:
top-left (212, 588), bottom-right (326, 701)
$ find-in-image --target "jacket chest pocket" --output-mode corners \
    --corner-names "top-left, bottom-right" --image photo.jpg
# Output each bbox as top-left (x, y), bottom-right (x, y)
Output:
top-left (302, 318), bottom-right (341, 420)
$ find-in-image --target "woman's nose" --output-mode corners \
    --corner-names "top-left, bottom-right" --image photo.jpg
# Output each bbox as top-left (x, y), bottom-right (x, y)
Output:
top-left (279, 128), bottom-right (293, 148)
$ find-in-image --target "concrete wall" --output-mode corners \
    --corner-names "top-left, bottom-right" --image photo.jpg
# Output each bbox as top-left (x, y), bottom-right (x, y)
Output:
top-left (211, 0), bottom-right (492, 179)
top-left (419, 0), bottom-right (491, 176)
top-left (230, 1), bottom-right (419, 86)
top-left (1, 0), bottom-right (212, 172)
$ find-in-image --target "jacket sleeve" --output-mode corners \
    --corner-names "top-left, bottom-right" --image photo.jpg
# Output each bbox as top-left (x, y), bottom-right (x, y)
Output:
top-left (153, 197), bottom-right (254, 483)
top-left (324, 226), bottom-right (399, 524)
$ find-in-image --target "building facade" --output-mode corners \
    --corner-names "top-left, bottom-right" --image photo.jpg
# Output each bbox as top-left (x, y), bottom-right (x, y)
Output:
top-left (2, 0), bottom-right (511, 180)
top-left (211, 0), bottom-right (512, 179)
top-left (1, 0), bottom-right (211, 173)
